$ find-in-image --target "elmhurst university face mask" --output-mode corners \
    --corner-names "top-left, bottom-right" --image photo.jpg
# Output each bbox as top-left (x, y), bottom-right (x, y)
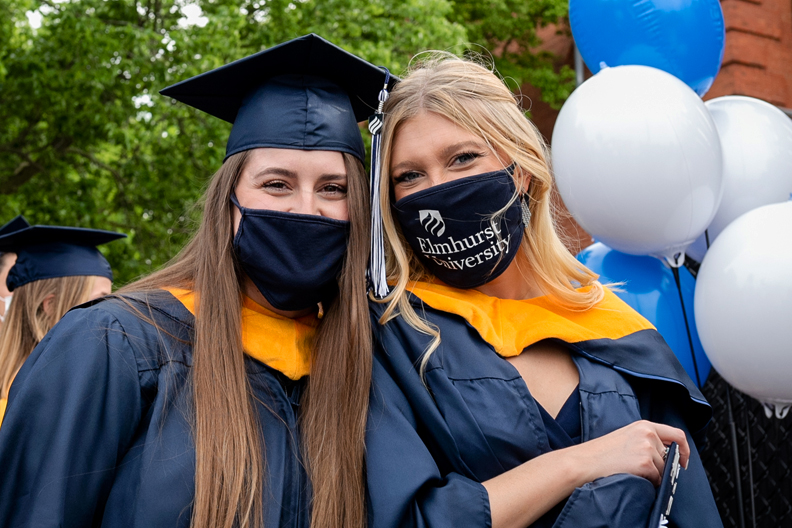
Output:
top-left (231, 194), bottom-right (350, 311)
top-left (393, 167), bottom-right (525, 289)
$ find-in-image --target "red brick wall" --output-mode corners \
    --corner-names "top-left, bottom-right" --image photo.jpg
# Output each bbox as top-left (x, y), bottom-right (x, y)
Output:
top-left (707, 0), bottom-right (792, 107)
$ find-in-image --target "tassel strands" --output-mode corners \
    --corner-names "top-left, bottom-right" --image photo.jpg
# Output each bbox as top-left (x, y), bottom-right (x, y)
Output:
top-left (368, 69), bottom-right (391, 299)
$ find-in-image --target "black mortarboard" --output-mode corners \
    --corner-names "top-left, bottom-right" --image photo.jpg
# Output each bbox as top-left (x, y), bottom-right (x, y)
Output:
top-left (0, 224), bottom-right (127, 291)
top-left (160, 33), bottom-right (396, 161)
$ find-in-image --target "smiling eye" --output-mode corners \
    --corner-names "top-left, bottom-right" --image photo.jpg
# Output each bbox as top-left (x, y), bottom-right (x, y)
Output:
top-left (393, 171), bottom-right (421, 184)
top-left (262, 180), bottom-right (289, 191)
top-left (321, 183), bottom-right (347, 195)
top-left (452, 151), bottom-right (481, 165)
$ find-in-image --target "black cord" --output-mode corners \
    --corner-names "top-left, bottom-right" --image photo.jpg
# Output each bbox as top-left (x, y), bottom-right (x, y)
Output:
top-left (727, 385), bottom-right (747, 528)
top-left (671, 266), bottom-right (701, 387)
top-left (702, 230), bottom-right (747, 527)
top-left (744, 405), bottom-right (756, 528)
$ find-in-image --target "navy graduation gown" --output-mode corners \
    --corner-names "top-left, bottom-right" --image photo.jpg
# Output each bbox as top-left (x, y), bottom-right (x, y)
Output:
top-left (365, 294), bottom-right (723, 528)
top-left (0, 291), bottom-right (311, 528)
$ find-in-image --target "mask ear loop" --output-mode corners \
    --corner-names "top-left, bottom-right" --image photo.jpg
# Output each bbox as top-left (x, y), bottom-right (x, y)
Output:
top-left (367, 68), bottom-right (391, 299)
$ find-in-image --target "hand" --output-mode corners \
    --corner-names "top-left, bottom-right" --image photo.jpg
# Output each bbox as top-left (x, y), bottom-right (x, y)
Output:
top-left (571, 420), bottom-right (690, 486)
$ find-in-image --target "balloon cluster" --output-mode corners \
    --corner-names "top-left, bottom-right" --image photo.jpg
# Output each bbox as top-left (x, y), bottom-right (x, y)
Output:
top-left (559, 0), bottom-right (792, 416)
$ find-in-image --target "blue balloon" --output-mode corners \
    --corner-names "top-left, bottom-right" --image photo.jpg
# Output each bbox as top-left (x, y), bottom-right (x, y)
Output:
top-left (570, 0), bottom-right (725, 96)
top-left (578, 242), bottom-right (712, 387)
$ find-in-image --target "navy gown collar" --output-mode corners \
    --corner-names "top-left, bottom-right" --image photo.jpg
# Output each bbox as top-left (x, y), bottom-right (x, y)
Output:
top-left (402, 291), bottom-right (712, 433)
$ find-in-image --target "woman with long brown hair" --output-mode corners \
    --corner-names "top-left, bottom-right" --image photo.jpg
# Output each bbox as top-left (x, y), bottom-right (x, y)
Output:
top-left (365, 55), bottom-right (722, 528)
top-left (0, 217), bottom-right (122, 421)
top-left (0, 34), bottom-right (389, 528)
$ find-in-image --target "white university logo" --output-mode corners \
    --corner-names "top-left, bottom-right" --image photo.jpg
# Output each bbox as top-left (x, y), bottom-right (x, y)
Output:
top-left (418, 210), bottom-right (446, 236)
top-left (415, 211), bottom-right (511, 271)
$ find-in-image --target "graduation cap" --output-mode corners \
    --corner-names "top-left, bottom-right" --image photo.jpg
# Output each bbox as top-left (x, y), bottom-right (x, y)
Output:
top-left (160, 33), bottom-right (396, 161)
top-left (0, 223), bottom-right (127, 291)
top-left (0, 216), bottom-right (31, 238)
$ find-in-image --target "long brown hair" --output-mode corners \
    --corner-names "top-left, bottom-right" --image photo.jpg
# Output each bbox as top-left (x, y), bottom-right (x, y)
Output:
top-left (0, 275), bottom-right (97, 399)
top-left (119, 149), bottom-right (371, 528)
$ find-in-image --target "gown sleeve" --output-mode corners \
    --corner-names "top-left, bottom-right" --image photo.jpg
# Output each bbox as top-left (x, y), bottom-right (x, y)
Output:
top-left (366, 352), bottom-right (492, 528)
top-left (0, 304), bottom-right (145, 527)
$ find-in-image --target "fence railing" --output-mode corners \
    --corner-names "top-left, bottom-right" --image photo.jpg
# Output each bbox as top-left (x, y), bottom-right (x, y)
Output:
top-left (700, 371), bottom-right (792, 527)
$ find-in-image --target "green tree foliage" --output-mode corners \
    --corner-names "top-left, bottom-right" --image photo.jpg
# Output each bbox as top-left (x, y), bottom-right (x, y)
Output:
top-left (449, 0), bottom-right (574, 108)
top-left (0, 0), bottom-right (567, 285)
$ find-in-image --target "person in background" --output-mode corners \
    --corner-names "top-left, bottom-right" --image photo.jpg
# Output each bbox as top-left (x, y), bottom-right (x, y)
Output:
top-left (0, 216), bottom-right (31, 325)
top-left (0, 34), bottom-right (389, 528)
top-left (364, 55), bottom-right (722, 528)
top-left (0, 254), bottom-right (18, 324)
top-left (0, 220), bottom-right (123, 421)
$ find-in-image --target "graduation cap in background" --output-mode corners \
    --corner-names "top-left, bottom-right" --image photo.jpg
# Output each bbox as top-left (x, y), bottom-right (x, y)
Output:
top-left (161, 33), bottom-right (396, 298)
top-left (0, 216), bottom-right (31, 239)
top-left (0, 221), bottom-right (127, 291)
top-left (160, 33), bottom-right (396, 162)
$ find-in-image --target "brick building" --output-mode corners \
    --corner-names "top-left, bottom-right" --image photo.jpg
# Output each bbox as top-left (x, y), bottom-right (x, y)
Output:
top-left (528, 0), bottom-right (792, 254)
top-left (710, 0), bottom-right (792, 107)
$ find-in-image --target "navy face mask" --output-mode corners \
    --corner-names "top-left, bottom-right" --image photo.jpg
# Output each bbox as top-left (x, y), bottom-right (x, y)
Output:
top-left (392, 167), bottom-right (524, 289)
top-left (231, 195), bottom-right (350, 311)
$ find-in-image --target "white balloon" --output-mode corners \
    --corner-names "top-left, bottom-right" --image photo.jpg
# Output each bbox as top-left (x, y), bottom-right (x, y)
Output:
top-left (694, 201), bottom-right (792, 415)
top-left (552, 65), bottom-right (723, 266)
top-left (687, 96), bottom-right (792, 262)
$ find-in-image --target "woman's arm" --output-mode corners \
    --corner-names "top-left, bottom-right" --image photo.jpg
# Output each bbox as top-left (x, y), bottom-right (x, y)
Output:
top-left (0, 305), bottom-right (144, 527)
top-left (483, 420), bottom-right (690, 528)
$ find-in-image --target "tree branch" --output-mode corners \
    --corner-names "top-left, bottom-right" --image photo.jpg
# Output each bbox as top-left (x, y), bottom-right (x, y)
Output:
top-left (67, 147), bottom-right (137, 212)
top-left (0, 157), bottom-right (45, 195)
top-left (66, 147), bottom-right (128, 187)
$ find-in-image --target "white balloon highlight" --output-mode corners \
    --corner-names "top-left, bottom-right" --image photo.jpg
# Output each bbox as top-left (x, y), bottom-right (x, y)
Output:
top-left (694, 201), bottom-right (792, 415)
top-left (552, 65), bottom-right (723, 266)
top-left (687, 96), bottom-right (792, 262)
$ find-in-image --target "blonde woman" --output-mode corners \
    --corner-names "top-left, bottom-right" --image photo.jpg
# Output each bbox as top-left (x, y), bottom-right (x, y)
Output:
top-left (0, 35), bottom-right (389, 528)
top-left (0, 219), bottom-right (120, 421)
top-left (365, 56), bottom-right (722, 528)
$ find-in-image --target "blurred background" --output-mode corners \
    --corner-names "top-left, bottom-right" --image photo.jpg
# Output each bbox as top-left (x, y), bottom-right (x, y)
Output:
top-left (2, 2), bottom-right (792, 525)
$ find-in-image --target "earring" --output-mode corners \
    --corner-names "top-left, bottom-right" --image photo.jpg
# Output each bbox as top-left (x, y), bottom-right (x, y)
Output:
top-left (520, 194), bottom-right (532, 226)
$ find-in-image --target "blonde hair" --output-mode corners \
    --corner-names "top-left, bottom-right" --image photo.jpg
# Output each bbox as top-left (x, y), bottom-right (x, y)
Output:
top-left (377, 54), bottom-right (604, 372)
top-left (0, 275), bottom-right (97, 399)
